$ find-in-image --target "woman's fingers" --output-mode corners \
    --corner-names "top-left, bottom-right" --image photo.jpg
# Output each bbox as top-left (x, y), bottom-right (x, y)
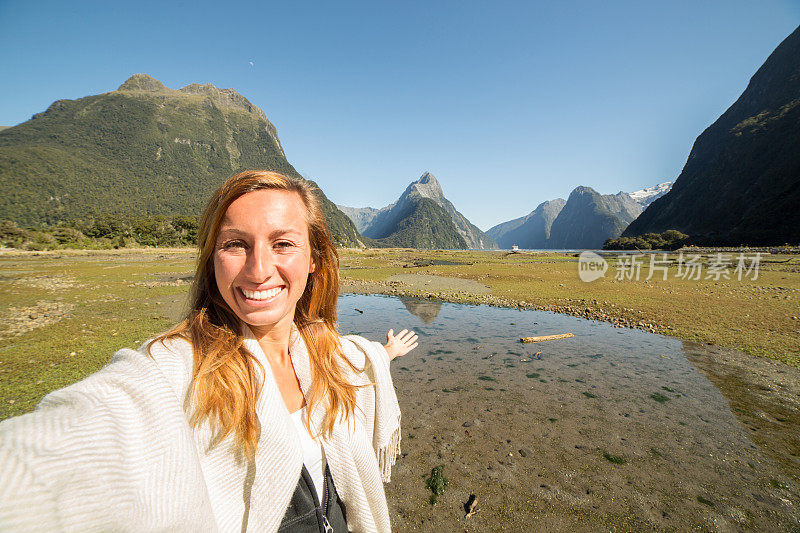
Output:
top-left (397, 329), bottom-right (413, 340)
top-left (385, 328), bottom-right (418, 360)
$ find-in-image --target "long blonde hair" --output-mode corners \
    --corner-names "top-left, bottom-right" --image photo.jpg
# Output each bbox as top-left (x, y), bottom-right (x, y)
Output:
top-left (155, 170), bottom-right (356, 456)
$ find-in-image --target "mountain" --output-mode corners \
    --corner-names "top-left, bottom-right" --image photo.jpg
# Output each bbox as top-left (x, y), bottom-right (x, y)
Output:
top-left (623, 26), bottom-right (800, 245)
top-left (336, 205), bottom-right (379, 233)
top-left (547, 187), bottom-right (642, 249)
top-left (0, 73), bottom-right (363, 247)
top-left (487, 198), bottom-right (566, 249)
top-left (627, 181), bottom-right (673, 207)
top-left (361, 172), bottom-right (497, 249)
top-left (374, 197), bottom-right (467, 249)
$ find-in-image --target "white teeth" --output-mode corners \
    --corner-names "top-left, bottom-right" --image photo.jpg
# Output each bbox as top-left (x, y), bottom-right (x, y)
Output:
top-left (242, 287), bottom-right (282, 300)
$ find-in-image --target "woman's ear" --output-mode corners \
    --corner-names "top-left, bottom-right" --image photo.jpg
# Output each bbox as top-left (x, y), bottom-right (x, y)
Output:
top-left (309, 258), bottom-right (316, 274)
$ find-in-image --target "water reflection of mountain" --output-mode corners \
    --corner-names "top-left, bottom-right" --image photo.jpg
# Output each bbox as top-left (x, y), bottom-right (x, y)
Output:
top-left (398, 297), bottom-right (442, 324)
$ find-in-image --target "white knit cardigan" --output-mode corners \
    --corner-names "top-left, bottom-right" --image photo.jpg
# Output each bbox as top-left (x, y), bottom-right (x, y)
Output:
top-left (0, 325), bottom-right (402, 532)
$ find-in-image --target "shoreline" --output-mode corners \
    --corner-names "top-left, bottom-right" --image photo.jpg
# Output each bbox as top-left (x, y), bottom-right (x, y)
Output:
top-left (1, 246), bottom-right (795, 365)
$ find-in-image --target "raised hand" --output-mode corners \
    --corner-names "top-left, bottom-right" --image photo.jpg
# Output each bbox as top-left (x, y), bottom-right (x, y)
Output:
top-left (384, 328), bottom-right (419, 361)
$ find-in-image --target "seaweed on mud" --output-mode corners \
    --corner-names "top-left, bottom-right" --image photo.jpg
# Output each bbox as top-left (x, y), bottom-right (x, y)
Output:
top-left (604, 453), bottom-right (626, 465)
top-left (651, 392), bottom-right (670, 403)
top-left (425, 465), bottom-right (449, 505)
top-left (478, 375), bottom-right (497, 382)
top-left (583, 392), bottom-right (597, 399)
top-left (696, 495), bottom-right (714, 506)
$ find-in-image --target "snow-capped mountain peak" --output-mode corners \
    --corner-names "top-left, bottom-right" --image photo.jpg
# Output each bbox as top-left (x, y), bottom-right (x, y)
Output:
top-left (628, 181), bottom-right (673, 206)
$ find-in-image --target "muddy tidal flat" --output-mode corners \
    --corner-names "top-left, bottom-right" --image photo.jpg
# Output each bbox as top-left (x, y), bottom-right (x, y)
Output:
top-left (340, 294), bottom-right (799, 532)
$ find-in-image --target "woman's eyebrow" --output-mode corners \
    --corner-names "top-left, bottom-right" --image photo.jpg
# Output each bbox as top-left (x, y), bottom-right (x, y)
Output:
top-left (216, 227), bottom-right (305, 238)
top-left (216, 227), bottom-right (248, 238)
top-left (271, 228), bottom-right (304, 238)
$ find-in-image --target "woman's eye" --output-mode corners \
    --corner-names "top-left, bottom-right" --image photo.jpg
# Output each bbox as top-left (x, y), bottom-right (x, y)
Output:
top-left (222, 240), bottom-right (246, 250)
top-left (274, 241), bottom-right (295, 249)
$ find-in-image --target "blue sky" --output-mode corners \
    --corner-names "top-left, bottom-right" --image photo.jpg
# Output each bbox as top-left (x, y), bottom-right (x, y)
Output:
top-left (0, 1), bottom-right (798, 230)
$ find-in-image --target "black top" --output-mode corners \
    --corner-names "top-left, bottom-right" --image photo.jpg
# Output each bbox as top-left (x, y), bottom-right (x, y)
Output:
top-left (278, 464), bottom-right (348, 533)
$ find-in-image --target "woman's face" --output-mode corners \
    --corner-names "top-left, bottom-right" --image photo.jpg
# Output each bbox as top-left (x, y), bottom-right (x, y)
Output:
top-left (213, 189), bottom-right (315, 338)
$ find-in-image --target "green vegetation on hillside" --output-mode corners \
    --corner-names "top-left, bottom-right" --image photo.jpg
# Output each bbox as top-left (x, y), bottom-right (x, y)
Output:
top-left (0, 216), bottom-right (198, 250)
top-left (0, 75), bottom-right (362, 247)
top-left (604, 230), bottom-right (689, 250)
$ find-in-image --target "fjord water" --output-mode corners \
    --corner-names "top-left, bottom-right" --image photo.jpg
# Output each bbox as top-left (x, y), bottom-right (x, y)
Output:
top-left (338, 294), bottom-right (798, 531)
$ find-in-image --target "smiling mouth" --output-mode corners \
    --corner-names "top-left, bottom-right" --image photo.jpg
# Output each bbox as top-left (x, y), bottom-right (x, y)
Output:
top-left (241, 286), bottom-right (284, 301)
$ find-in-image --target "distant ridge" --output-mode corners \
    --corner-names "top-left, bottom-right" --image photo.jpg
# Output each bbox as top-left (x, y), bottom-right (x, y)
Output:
top-left (547, 187), bottom-right (641, 249)
top-left (489, 184), bottom-right (649, 249)
top-left (0, 74), bottom-right (362, 246)
top-left (487, 198), bottom-right (565, 249)
top-left (336, 205), bottom-right (379, 233)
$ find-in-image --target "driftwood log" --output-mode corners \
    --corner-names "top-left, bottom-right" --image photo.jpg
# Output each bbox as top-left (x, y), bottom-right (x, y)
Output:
top-left (520, 333), bottom-right (574, 343)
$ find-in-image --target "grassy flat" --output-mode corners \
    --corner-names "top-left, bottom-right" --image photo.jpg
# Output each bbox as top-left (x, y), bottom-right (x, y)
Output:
top-left (0, 249), bottom-right (195, 419)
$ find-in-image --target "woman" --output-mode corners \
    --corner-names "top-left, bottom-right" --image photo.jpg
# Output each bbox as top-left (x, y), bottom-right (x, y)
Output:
top-left (0, 170), bottom-right (417, 532)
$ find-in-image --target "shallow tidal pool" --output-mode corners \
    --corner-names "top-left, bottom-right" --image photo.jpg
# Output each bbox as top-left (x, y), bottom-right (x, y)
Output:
top-left (338, 293), bottom-right (798, 532)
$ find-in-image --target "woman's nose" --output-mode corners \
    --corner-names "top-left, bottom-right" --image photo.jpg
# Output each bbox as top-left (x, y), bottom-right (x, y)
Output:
top-left (246, 243), bottom-right (276, 281)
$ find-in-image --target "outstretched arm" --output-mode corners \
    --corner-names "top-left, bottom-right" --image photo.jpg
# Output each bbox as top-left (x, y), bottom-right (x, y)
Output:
top-left (384, 329), bottom-right (419, 361)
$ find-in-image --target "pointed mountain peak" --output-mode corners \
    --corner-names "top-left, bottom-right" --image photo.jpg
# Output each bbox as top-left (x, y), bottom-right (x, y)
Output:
top-left (117, 74), bottom-right (172, 93)
top-left (409, 171), bottom-right (444, 202)
top-left (416, 171), bottom-right (438, 185)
